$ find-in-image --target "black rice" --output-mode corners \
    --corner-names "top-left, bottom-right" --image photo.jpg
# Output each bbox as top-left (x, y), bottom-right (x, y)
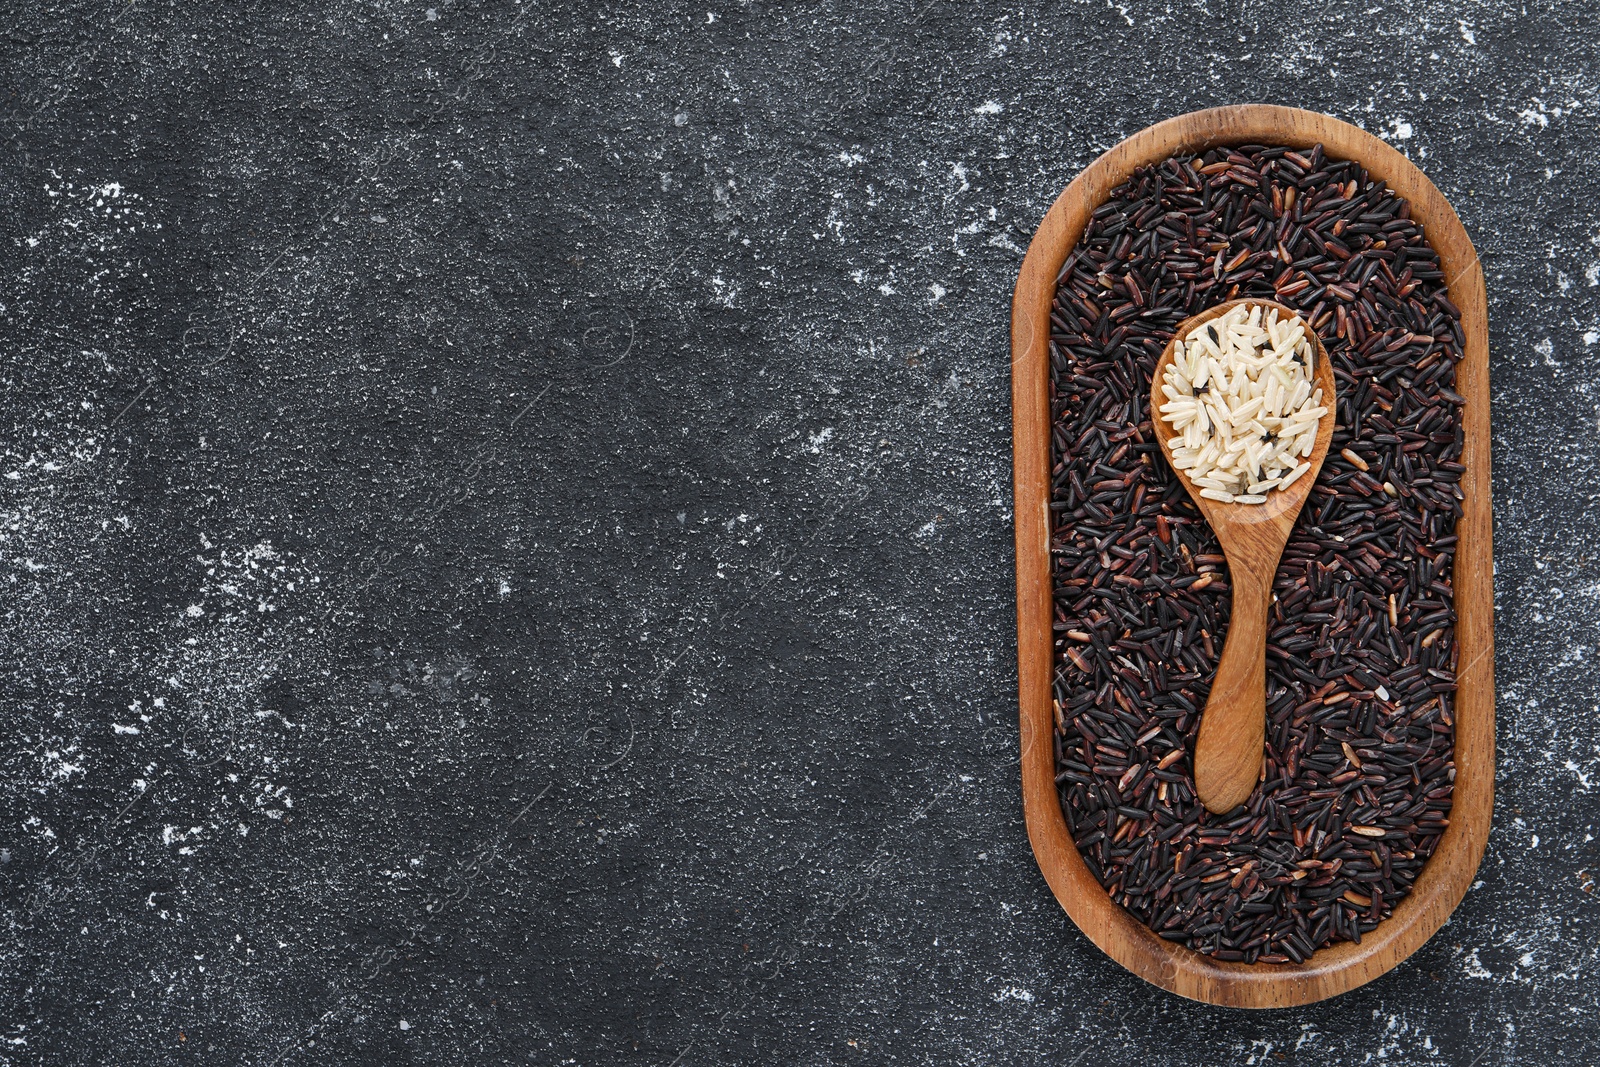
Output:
top-left (1049, 143), bottom-right (1462, 963)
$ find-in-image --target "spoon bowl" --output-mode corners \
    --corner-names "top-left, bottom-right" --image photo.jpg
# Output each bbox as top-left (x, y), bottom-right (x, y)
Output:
top-left (1150, 298), bottom-right (1338, 813)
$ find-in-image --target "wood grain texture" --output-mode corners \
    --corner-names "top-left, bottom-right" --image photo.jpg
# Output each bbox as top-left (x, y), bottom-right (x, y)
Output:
top-left (1150, 299), bottom-right (1338, 814)
top-left (1010, 105), bottom-right (1494, 1007)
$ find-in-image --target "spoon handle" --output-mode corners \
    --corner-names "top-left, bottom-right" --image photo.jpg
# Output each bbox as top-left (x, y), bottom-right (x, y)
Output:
top-left (1194, 565), bottom-right (1272, 813)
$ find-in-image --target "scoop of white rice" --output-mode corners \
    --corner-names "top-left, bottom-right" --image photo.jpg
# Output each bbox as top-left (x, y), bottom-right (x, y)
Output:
top-left (1156, 303), bottom-right (1326, 504)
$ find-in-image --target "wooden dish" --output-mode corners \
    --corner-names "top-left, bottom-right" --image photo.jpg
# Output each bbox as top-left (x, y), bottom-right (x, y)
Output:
top-left (1009, 105), bottom-right (1493, 1007)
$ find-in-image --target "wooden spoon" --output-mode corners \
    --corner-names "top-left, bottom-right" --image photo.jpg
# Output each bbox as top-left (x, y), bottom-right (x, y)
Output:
top-left (1150, 298), bottom-right (1338, 814)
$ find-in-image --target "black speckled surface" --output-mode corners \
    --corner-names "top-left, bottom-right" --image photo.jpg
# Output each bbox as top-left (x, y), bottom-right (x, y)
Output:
top-left (2, 3), bottom-right (1595, 1064)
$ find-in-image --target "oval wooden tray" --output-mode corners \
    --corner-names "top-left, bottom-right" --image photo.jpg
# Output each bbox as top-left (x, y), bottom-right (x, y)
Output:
top-left (1010, 105), bottom-right (1493, 1007)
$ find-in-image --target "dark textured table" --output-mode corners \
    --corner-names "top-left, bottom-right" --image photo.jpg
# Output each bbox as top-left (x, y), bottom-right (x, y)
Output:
top-left (3, 3), bottom-right (1594, 1064)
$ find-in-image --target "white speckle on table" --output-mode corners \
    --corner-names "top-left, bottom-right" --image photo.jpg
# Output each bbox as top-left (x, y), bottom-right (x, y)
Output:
top-left (948, 162), bottom-right (970, 196)
top-left (1520, 105), bottom-right (1551, 128)
top-left (1565, 759), bottom-right (1594, 791)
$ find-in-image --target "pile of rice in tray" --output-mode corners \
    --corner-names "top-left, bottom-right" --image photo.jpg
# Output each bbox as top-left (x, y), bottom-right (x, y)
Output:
top-left (1047, 141), bottom-right (1465, 962)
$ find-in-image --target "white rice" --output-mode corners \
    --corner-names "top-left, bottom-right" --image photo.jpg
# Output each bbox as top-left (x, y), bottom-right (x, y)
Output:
top-left (1157, 303), bottom-right (1325, 504)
